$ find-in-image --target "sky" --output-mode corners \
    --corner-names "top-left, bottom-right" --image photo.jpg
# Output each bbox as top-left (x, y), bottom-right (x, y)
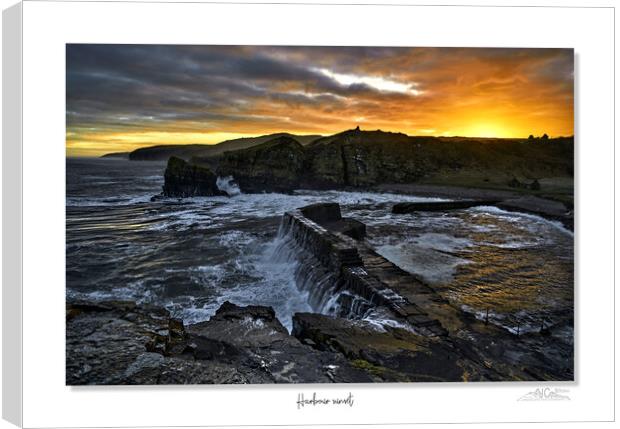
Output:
top-left (66, 45), bottom-right (574, 157)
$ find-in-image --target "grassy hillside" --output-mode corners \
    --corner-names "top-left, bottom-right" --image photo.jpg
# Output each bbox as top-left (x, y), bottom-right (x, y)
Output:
top-left (123, 133), bottom-right (322, 161)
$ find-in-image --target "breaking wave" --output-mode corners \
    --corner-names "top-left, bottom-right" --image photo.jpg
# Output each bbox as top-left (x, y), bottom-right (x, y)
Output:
top-left (216, 175), bottom-right (242, 196)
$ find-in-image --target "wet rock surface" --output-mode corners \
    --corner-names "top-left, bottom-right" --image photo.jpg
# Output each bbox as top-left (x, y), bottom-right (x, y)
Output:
top-left (66, 300), bottom-right (261, 384)
top-left (66, 300), bottom-right (372, 385)
top-left (292, 312), bottom-right (490, 382)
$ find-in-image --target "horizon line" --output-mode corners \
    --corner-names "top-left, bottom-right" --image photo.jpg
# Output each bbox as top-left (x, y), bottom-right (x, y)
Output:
top-left (66, 130), bottom-right (575, 159)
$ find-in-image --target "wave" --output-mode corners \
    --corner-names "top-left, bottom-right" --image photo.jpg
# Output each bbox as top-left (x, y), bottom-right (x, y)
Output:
top-left (216, 175), bottom-right (242, 196)
top-left (470, 205), bottom-right (573, 237)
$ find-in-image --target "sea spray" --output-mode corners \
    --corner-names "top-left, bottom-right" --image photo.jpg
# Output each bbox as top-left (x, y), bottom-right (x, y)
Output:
top-left (216, 175), bottom-right (242, 196)
top-left (266, 217), bottom-right (375, 319)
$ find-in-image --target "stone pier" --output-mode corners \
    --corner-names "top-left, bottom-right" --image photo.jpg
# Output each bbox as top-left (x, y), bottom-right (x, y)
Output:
top-left (283, 202), bottom-right (573, 382)
top-left (282, 203), bottom-right (448, 336)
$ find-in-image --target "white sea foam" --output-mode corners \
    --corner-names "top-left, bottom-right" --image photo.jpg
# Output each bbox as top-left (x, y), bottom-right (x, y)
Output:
top-left (170, 233), bottom-right (313, 331)
top-left (204, 190), bottom-right (446, 219)
top-left (216, 176), bottom-right (242, 196)
top-left (471, 205), bottom-right (573, 237)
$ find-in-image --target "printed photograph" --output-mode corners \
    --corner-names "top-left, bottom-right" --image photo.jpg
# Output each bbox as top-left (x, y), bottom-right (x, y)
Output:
top-left (66, 45), bottom-right (574, 385)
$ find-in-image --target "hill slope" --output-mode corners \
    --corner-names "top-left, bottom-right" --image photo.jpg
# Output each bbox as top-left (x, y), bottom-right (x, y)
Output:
top-left (123, 133), bottom-right (322, 161)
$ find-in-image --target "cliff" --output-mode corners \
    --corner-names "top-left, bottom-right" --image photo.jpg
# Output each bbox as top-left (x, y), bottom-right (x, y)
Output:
top-left (217, 136), bottom-right (306, 193)
top-left (162, 156), bottom-right (226, 197)
top-left (212, 128), bottom-right (574, 193)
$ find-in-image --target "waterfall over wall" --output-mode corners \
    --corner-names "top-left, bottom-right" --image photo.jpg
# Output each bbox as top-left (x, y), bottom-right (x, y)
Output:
top-left (270, 205), bottom-right (448, 337)
top-left (267, 214), bottom-right (375, 319)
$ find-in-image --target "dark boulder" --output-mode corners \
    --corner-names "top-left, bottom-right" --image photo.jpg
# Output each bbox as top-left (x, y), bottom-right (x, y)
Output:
top-left (188, 301), bottom-right (289, 348)
top-left (162, 156), bottom-right (227, 197)
top-left (186, 301), bottom-right (372, 383)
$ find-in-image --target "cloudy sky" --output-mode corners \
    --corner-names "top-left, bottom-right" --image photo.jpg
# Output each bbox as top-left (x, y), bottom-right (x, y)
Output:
top-left (66, 45), bottom-right (573, 157)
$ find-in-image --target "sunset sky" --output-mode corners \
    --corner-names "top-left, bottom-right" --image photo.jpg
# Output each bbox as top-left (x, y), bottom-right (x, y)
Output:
top-left (66, 45), bottom-right (574, 157)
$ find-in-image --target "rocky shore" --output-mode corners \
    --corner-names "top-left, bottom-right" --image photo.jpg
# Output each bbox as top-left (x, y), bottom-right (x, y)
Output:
top-left (64, 298), bottom-right (504, 385)
top-left (67, 296), bottom-right (572, 385)
top-left (67, 203), bottom-right (573, 385)
top-left (156, 128), bottom-right (574, 229)
top-left (66, 300), bottom-right (374, 384)
top-left (70, 126), bottom-right (575, 384)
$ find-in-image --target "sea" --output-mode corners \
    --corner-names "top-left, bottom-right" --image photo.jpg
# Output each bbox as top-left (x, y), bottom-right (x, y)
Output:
top-left (66, 157), bottom-right (574, 343)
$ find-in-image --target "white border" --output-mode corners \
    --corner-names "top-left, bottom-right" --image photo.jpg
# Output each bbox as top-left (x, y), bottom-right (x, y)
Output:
top-left (15, 1), bottom-right (614, 427)
top-left (2, 2), bottom-right (23, 428)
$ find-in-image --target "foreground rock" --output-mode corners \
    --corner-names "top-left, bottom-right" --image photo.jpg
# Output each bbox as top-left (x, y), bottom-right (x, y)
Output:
top-left (66, 299), bottom-right (537, 384)
top-left (66, 300), bottom-right (260, 384)
top-left (66, 300), bottom-right (371, 385)
top-left (293, 313), bottom-right (493, 382)
top-left (162, 156), bottom-right (227, 198)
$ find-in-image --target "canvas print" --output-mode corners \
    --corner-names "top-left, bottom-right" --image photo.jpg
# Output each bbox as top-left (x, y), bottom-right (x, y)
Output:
top-left (66, 45), bottom-right (574, 385)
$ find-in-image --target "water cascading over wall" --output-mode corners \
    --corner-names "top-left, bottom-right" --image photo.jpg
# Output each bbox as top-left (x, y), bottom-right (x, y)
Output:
top-left (270, 203), bottom-right (448, 337)
top-left (269, 209), bottom-right (375, 319)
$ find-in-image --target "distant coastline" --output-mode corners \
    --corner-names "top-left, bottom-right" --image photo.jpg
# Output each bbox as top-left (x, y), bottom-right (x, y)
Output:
top-left (97, 130), bottom-right (574, 162)
top-left (100, 152), bottom-right (130, 159)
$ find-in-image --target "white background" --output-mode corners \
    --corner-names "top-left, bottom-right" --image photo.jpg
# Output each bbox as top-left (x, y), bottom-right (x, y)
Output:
top-left (1, 0), bottom-right (617, 428)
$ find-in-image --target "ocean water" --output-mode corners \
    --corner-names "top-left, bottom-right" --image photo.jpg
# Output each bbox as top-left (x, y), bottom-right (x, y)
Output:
top-left (66, 158), bottom-right (574, 339)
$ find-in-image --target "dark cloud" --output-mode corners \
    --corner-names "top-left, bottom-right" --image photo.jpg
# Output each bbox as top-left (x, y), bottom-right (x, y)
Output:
top-left (66, 44), bottom-right (574, 156)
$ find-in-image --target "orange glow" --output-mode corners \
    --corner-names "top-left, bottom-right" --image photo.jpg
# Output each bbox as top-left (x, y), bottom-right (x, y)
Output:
top-left (66, 47), bottom-right (573, 157)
